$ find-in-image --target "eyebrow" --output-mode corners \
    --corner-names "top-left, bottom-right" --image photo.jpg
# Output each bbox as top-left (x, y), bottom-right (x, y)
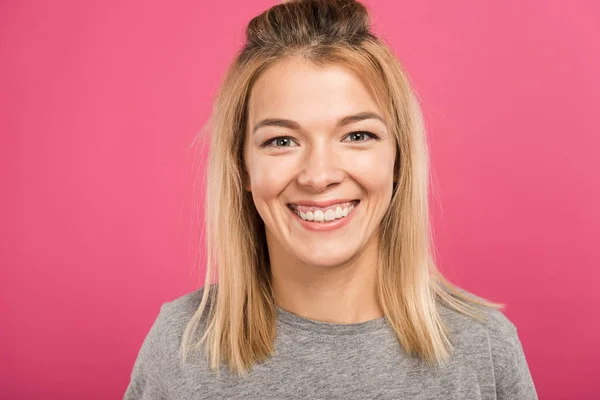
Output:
top-left (252, 111), bottom-right (386, 135)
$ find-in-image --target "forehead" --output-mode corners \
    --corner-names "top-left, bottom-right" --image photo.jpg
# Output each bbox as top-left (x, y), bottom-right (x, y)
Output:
top-left (247, 58), bottom-right (382, 128)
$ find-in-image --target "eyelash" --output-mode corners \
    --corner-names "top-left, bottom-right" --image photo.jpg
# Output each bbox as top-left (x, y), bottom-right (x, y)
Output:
top-left (261, 131), bottom-right (379, 148)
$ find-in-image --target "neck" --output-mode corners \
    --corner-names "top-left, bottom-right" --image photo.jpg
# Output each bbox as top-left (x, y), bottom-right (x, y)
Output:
top-left (268, 232), bottom-right (383, 324)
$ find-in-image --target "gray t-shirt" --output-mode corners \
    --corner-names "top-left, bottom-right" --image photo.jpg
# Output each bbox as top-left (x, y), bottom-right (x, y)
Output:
top-left (124, 285), bottom-right (538, 399)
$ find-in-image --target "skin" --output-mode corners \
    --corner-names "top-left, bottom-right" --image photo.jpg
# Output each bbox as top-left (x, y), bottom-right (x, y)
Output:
top-left (243, 56), bottom-right (397, 324)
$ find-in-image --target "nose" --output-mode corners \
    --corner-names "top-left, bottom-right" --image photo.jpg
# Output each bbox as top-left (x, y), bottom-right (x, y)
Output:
top-left (296, 142), bottom-right (345, 192)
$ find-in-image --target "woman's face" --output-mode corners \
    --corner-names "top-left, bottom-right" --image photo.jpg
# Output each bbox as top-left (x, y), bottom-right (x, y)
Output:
top-left (243, 57), bottom-right (396, 268)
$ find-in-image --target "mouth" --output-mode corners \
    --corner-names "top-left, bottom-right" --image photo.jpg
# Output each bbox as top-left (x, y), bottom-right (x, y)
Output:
top-left (286, 200), bottom-right (360, 229)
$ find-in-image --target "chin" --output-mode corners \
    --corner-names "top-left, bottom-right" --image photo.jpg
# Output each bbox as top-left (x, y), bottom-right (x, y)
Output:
top-left (295, 248), bottom-right (358, 268)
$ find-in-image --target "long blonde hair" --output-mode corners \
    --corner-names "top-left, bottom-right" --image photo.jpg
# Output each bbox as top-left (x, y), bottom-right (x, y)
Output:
top-left (181, 0), bottom-right (503, 377)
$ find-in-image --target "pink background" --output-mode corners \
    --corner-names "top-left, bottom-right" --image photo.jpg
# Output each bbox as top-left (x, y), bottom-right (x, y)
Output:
top-left (1, 0), bottom-right (598, 398)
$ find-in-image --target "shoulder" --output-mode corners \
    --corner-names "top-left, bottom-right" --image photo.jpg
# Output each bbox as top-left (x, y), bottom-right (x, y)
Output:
top-left (437, 287), bottom-right (516, 329)
top-left (161, 284), bottom-right (214, 320)
top-left (435, 288), bottom-right (538, 398)
top-left (137, 283), bottom-right (217, 363)
top-left (436, 287), bottom-right (522, 368)
top-left (134, 285), bottom-right (216, 367)
top-left (124, 285), bottom-right (217, 397)
top-left (155, 283), bottom-right (217, 339)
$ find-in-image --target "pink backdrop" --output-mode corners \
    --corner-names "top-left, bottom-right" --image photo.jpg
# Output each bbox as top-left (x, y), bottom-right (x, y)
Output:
top-left (1, 0), bottom-right (598, 398)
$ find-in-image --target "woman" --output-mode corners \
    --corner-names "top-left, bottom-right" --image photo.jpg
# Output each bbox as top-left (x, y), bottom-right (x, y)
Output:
top-left (125, 0), bottom-right (538, 398)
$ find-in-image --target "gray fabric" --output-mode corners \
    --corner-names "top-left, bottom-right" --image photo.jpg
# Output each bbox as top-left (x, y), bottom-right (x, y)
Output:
top-left (124, 285), bottom-right (538, 399)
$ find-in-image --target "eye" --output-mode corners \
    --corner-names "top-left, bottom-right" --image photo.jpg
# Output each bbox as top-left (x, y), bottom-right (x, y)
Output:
top-left (262, 136), bottom-right (297, 148)
top-left (261, 131), bottom-right (379, 149)
top-left (343, 131), bottom-right (379, 142)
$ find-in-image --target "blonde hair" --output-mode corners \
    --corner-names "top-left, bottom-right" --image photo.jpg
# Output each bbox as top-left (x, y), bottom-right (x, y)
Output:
top-left (181, 0), bottom-right (503, 377)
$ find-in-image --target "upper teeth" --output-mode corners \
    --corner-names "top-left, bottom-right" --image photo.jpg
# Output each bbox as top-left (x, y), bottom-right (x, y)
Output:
top-left (290, 201), bottom-right (356, 222)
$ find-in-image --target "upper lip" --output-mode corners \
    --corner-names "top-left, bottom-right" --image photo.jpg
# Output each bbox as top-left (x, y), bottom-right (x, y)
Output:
top-left (288, 199), bottom-right (359, 208)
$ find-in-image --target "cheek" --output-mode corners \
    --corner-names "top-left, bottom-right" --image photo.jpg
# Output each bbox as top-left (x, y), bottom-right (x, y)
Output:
top-left (248, 155), bottom-right (296, 198)
top-left (343, 148), bottom-right (395, 190)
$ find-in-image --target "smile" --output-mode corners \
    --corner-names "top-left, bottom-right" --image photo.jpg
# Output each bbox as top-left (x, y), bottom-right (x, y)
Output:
top-left (287, 200), bottom-right (360, 232)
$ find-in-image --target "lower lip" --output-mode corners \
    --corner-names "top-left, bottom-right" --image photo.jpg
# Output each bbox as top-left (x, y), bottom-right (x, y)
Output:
top-left (288, 201), bottom-right (360, 232)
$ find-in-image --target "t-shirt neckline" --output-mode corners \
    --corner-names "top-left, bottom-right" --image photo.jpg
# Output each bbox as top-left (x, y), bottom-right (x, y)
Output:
top-left (275, 304), bottom-right (389, 335)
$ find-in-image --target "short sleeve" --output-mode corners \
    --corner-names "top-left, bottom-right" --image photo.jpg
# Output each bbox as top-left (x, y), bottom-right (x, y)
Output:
top-left (123, 304), bottom-right (169, 400)
top-left (492, 319), bottom-right (539, 400)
